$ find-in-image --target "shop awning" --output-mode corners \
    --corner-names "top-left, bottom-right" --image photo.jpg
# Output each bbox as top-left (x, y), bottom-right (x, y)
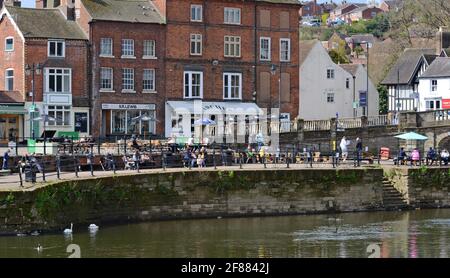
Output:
top-left (166, 101), bottom-right (264, 115)
top-left (0, 105), bottom-right (27, 115)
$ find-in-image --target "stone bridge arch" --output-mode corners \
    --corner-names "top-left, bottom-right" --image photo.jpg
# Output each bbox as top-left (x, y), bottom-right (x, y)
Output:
top-left (437, 133), bottom-right (450, 150)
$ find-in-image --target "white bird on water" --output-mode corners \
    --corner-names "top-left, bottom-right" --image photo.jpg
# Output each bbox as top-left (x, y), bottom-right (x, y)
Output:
top-left (36, 244), bottom-right (43, 252)
top-left (64, 223), bottom-right (73, 234)
top-left (88, 224), bottom-right (99, 231)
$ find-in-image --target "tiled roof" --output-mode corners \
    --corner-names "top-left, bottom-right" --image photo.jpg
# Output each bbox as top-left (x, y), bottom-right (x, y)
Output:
top-left (299, 40), bottom-right (318, 66)
top-left (420, 57), bottom-right (450, 78)
top-left (80, 0), bottom-right (165, 23)
top-left (5, 6), bottom-right (87, 40)
top-left (340, 64), bottom-right (360, 76)
top-left (0, 91), bottom-right (24, 104)
top-left (381, 48), bottom-right (436, 85)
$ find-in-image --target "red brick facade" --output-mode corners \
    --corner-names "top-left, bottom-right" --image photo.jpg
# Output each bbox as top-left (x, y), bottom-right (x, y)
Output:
top-left (0, 12), bottom-right (24, 95)
top-left (164, 0), bottom-right (300, 117)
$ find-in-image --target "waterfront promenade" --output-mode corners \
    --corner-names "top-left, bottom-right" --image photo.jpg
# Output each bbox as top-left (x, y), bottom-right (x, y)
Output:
top-left (0, 161), bottom-right (383, 191)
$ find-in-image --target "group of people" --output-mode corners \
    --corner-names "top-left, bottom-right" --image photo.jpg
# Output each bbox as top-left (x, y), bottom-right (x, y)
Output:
top-left (183, 147), bottom-right (208, 168)
top-left (339, 136), bottom-right (363, 166)
top-left (397, 147), bottom-right (450, 166)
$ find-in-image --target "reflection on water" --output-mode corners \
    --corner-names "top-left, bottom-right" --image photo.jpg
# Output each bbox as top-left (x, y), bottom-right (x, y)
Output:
top-left (1, 209), bottom-right (450, 258)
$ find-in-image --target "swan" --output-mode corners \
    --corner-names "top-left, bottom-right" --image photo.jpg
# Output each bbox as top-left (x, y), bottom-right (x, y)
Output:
top-left (36, 244), bottom-right (43, 252)
top-left (88, 224), bottom-right (99, 231)
top-left (30, 231), bottom-right (40, 236)
top-left (63, 223), bottom-right (73, 234)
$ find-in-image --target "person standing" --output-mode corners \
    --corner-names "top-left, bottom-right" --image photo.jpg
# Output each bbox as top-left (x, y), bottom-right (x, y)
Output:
top-left (2, 149), bottom-right (10, 170)
top-left (86, 149), bottom-right (94, 175)
top-left (133, 150), bottom-right (141, 172)
top-left (355, 138), bottom-right (363, 167)
top-left (340, 136), bottom-right (349, 162)
top-left (440, 149), bottom-right (450, 166)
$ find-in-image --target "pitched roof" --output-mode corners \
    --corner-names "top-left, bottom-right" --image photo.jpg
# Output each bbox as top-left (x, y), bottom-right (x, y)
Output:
top-left (420, 57), bottom-right (450, 78)
top-left (299, 40), bottom-right (319, 66)
top-left (257, 0), bottom-right (302, 4)
top-left (381, 48), bottom-right (436, 85)
top-left (5, 6), bottom-right (87, 40)
top-left (0, 91), bottom-right (23, 104)
top-left (340, 64), bottom-right (360, 76)
top-left (383, 0), bottom-right (403, 8)
top-left (331, 32), bottom-right (348, 41)
top-left (80, 0), bottom-right (165, 23)
top-left (348, 34), bottom-right (375, 44)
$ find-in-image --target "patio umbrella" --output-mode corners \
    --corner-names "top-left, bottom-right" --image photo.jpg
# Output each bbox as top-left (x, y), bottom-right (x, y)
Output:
top-left (394, 132), bottom-right (428, 140)
top-left (33, 114), bottom-right (56, 122)
top-left (131, 114), bottom-right (160, 122)
top-left (194, 118), bottom-right (216, 126)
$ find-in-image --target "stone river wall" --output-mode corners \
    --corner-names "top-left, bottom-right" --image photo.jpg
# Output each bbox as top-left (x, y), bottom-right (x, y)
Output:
top-left (0, 168), bottom-right (385, 234)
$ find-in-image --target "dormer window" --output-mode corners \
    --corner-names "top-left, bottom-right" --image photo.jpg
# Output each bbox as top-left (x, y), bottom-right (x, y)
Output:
top-left (48, 40), bottom-right (65, 57)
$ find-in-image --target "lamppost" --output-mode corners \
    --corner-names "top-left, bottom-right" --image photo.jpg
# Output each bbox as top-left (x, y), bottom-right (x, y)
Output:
top-left (361, 41), bottom-right (370, 117)
top-left (25, 63), bottom-right (42, 140)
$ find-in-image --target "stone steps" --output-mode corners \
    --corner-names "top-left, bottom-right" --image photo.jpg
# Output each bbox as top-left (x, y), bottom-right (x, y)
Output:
top-left (382, 178), bottom-right (410, 210)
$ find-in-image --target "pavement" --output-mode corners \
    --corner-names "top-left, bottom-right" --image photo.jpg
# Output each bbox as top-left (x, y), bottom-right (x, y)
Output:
top-left (0, 161), bottom-right (383, 191)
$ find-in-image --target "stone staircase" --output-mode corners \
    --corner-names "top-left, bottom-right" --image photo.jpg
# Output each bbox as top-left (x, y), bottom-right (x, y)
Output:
top-left (382, 178), bottom-right (410, 210)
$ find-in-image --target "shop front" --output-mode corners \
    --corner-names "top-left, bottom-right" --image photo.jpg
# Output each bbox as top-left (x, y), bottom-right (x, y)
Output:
top-left (0, 104), bottom-right (25, 144)
top-left (165, 100), bottom-right (264, 142)
top-left (101, 103), bottom-right (156, 138)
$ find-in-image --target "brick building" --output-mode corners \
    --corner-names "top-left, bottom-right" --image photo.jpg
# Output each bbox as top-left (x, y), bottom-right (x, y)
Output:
top-left (0, 5), bottom-right (88, 141)
top-left (74, 0), bottom-right (166, 138)
top-left (299, 0), bottom-right (322, 18)
top-left (161, 0), bottom-right (301, 138)
top-left (33, 0), bottom-right (301, 140)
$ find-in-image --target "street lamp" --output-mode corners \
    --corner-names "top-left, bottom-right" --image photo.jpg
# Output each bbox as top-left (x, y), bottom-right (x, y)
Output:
top-left (361, 41), bottom-right (370, 117)
top-left (25, 63), bottom-right (42, 140)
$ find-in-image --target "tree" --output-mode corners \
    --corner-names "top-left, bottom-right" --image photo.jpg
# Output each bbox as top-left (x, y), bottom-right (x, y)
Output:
top-left (329, 49), bottom-right (349, 64)
top-left (377, 84), bottom-right (388, 115)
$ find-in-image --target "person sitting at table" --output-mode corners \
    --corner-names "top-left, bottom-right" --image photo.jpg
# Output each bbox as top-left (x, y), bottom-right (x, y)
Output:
top-left (426, 147), bottom-right (437, 166)
top-left (396, 147), bottom-right (406, 165)
top-left (411, 148), bottom-right (420, 166)
top-left (440, 149), bottom-right (450, 166)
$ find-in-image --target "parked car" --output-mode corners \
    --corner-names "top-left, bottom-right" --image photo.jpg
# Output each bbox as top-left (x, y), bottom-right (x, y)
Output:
top-left (303, 19), bottom-right (321, 27)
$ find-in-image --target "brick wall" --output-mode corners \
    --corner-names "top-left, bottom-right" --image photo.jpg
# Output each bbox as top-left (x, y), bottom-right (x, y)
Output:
top-left (0, 13), bottom-right (24, 95)
top-left (90, 22), bottom-right (166, 136)
top-left (23, 39), bottom-right (88, 104)
top-left (165, 0), bottom-right (300, 117)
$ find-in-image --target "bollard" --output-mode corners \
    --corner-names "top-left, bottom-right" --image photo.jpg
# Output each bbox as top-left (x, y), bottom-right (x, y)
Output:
top-left (42, 157), bottom-right (46, 182)
top-left (19, 164), bottom-right (23, 187)
top-left (56, 155), bottom-right (61, 179)
top-left (239, 151), bottom-right (243, 169)
top-left (213, 145), bottom-right (217, 170)
top-left (286, 150), bottom-right (290, 168)
top-left (74, 156), bottom-right (79, 177)
top-left (162, 149), bottom-right (167, 171)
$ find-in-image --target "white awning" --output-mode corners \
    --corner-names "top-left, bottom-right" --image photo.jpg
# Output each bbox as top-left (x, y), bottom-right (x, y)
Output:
top-left (166, 100), bottom-right (264, 115)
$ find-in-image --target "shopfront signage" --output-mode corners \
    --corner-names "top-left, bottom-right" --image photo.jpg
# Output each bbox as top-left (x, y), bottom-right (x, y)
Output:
top-left (102, 103), bottom-right (156, 110)
top-left (443, 99), bottom-right (450, 109)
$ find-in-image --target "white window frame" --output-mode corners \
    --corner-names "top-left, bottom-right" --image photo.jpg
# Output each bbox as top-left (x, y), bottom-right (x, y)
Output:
top-left (184, 71), bottom-right (203, 99)
top-left (5, 68), bottom-right (14, 91)
top-left (44, 68), bottom-right (72, 94)
top-left (224, 7), bottom-right (241, 25)
top-left (143, 69), bottom-right (156, 92)
top-left (280, 38), bottom-right (291, 62)
top-left (5, 37), bottom-right (14, 52)
top-left (121, 39), bottom-right (135, 58)
top-left (327, 92), bottom-right (335, 103)
top-left (223, 72), bottom-right (242, 100)
top-left (260, 37), bottom-right (271, 61)
top-left (431, 79), bottom-right (438, 92)
top-left (122, 68), bottom-right (135, 92)
top-left (100, 67), bottom-right (114, 92)
top-left (224, 36), bottom-right (241, 57)
top-left (190, 34), bottom-right (202, 56)
top-left (47, 105), bottom-right (71, 126)
top-left (143, 40), bottom-right (156, 59)
top-left (48, 40), bottom-right (65, 58)
top-left (327, 69), bottom-right (335, 79)
top-left (191, 4), bottom-right (203, 22)
top-left (100, 38), bottom-right (113, 57)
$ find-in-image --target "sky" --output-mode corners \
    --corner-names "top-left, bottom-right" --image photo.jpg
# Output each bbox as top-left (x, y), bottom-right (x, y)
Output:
top-left (21, 0), bottom-right (34, 8)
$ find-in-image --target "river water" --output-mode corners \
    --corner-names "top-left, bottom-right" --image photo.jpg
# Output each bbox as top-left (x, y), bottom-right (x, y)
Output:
top-left (1, 209), bottom-right (450, 258)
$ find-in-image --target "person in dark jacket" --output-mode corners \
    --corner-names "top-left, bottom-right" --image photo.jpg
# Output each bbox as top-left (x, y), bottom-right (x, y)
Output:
top-left (426, 147), bottom-right (437, 166)
top-left (2, 149), bottom-right (10, 170)
top-left (355, 138), bottom-right (363, 167)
